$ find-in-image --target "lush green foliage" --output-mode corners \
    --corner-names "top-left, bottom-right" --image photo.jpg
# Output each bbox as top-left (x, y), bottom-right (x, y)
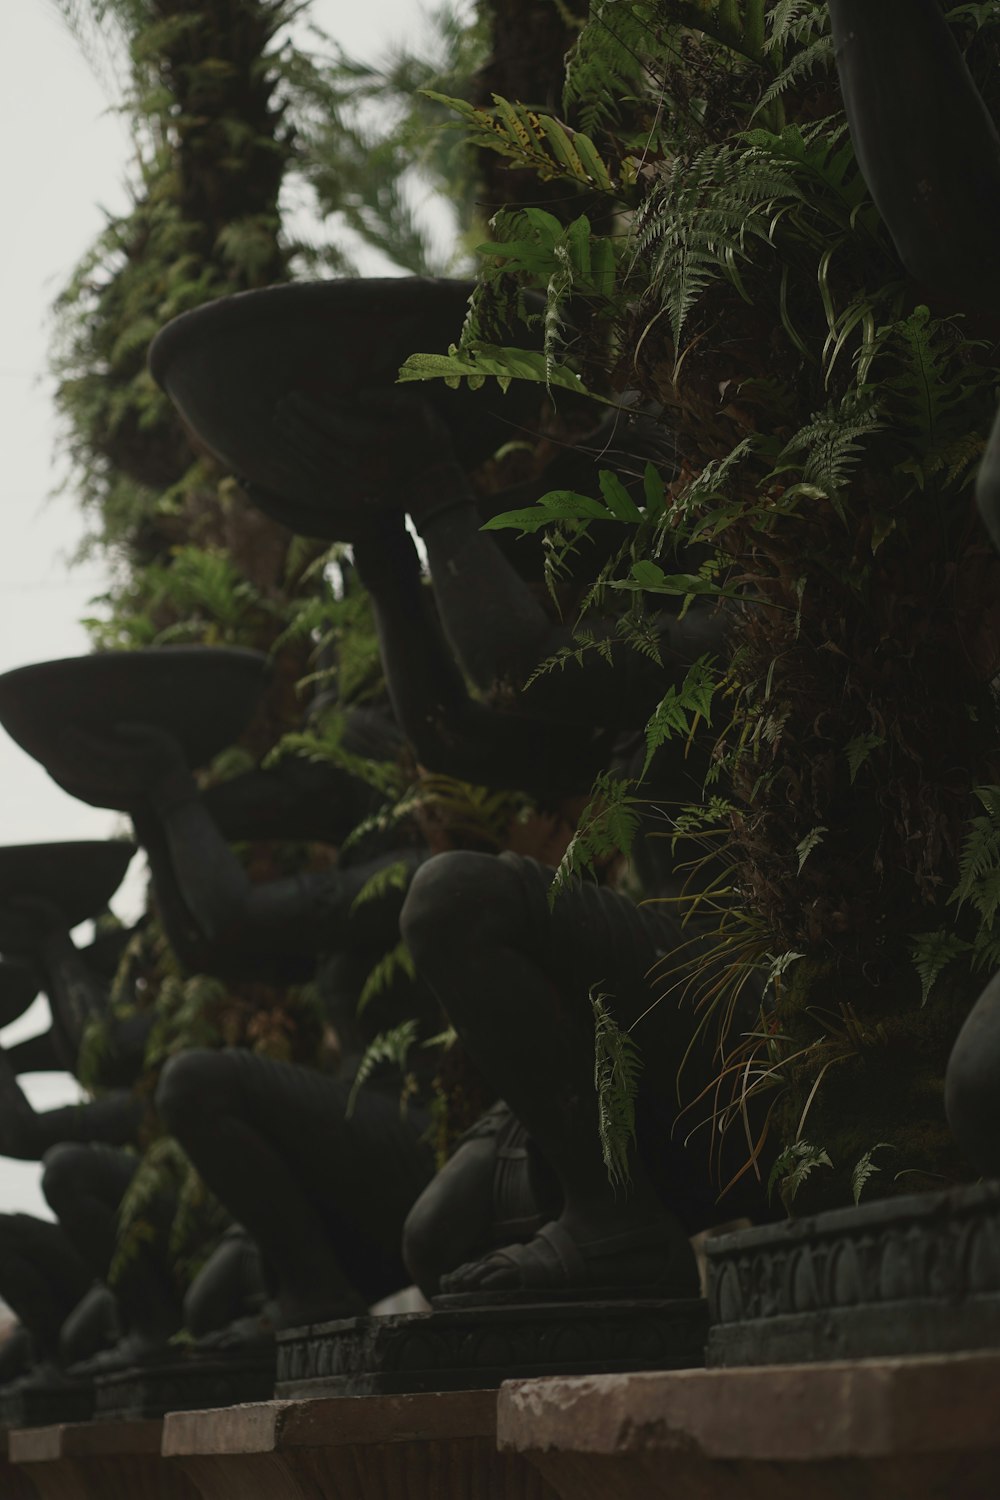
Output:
top-left (411, 0), bottom-right (1000, 1209)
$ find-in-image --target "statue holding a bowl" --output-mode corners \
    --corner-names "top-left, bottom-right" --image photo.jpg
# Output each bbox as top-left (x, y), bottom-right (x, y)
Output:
top-left (822, 0), bottom-right (1000, 1173)
top-left (5, 661), bottom-right (446, 1330)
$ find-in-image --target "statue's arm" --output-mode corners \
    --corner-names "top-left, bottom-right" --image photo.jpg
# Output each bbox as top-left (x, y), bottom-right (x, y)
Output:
top-left (828, 0), bottom-right (1000, 313)
top-left (136, 778), bottom-right (425, 969)
top-left (0, 1054), bottom-right (142, 1161)
top-left (353, 523), bottom-right (605, 796)
top-left (33, 928), bottom-right (115, 1065)
top-left (4, 1030), bottom-right (63, 1075)
top-left (415, 497), bottom-right (725, 728)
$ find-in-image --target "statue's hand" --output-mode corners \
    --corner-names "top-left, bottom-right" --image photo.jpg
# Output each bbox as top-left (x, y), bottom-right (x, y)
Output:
top-left (275, 390), bottom-right (467, 515)
top-left (0, 1052), bottom-right (38, 1159)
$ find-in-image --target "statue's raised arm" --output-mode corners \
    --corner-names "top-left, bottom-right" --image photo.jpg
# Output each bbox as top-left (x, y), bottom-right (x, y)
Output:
top-left (829, 0), bottom-right (1000, 313)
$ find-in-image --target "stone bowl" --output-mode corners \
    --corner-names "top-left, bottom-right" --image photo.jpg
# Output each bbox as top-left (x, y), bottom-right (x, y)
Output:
top-left (0, 842), bottom-right (135, 948)
top-left (0, 648), bottom-right (269, 810)
top-left (148, 278), bottom-right (544, 539)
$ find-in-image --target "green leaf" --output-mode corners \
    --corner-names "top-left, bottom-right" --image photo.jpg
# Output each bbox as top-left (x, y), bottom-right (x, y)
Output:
top-left (592, 991), bottom-right (643, 1191)
top-left (551, 771), bottom-right (642, 899)
top-left (398, 342), bottom-right (597, 397)
top-left (349, 860), bottom-right (412, 914)
top-left (844, 732), bottom-right (884, 784)
top-left (598, 470), bottom-right (643, 522)
top-left (851, 1143), bottom-right (894, 1205)
top-left (642, 657), bottom-right (718, 777)
top-left (910, 930), bottom-right (971, 1005)
top-left (481, 489), bottom-right (615, 534)
top-left (795, 826), bottom-right (827, 873)
top-left (346, 1020), bottom-right (420, 1117)
top-left (767, 1140), bottom-right (833, 1211)
top-left (357, 941), bottom-right (416, 1016)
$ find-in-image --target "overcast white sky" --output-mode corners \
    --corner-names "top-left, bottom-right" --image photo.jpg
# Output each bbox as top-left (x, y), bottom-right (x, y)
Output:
top-left (0, 0), bottom-right (450, 1218)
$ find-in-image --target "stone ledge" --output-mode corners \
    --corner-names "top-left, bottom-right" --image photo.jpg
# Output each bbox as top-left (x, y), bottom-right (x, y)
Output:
top-left (8, 1419), bottom-right (199, 1500)
top-left (162, 1389), bottom-right (502, 1455)
top-left (164, 1391), bottom-right (556, 1500)
top-left (9, 1419), bottom-right (164, 1463)
top-left (497, 1354), bottom-right (1000, 1500)
top-left (499, 1352), bottom-right (1000, 1461)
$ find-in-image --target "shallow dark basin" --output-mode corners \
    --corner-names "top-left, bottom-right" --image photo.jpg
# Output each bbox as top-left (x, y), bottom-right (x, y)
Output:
top-left (148, 278), bottom-right (544, 539)
top-left (0, 648), bottom-right (269, 809)
top-left (0, 842), bottom-right (135, 944)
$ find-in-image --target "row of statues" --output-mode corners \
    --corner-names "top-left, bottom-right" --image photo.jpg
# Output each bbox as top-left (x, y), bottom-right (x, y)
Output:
top-left (0, 0), bottom-right (997, 1405)
top-left (0, 324), bottom-right (765, 1396)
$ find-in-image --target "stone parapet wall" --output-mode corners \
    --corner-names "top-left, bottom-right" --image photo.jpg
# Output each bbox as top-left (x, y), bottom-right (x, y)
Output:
top-left (5, 1356), bottom-right (1000, 1498)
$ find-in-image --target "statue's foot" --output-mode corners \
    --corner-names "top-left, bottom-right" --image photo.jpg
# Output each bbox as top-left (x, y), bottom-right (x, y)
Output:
top-left (67, 1330), bottom-right (171, 1377)
top-left (193, 1309), bottom-right (277, 1355)
top-left (439, 1216), bottom-right (700, 1298)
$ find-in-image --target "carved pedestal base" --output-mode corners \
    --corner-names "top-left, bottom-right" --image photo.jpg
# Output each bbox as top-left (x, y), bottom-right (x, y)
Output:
top-left (94, 1347), bottom-right (276, 1420)
top-left (707, 1180), bottom-right (1000, 1366)
top-left (277, 1297), bottom-right (708, 1398)
top-left (0, 1372), bottom-right (93, 1429)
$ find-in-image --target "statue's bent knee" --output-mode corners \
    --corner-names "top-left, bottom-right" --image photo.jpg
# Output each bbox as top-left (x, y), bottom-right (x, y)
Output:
top-left (946, 972), bottom-right (1000, 1175)
top-left (401, 850), bottom-right (519, 966)
top-left (41, 1143), bottom-right (91, 1213)
top-left (156, 1048), bottom-right (229, 1132)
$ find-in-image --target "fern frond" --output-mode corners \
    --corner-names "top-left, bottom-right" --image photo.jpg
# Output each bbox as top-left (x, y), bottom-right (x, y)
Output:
top-left (551, 771), bottom-right (643, 897)
top-left (357, 941), bottom-right (416, 1016)
top-left (347, 1019), bottom-right (420, 1116)
top-left (767, 1138), bottom-right (832, 1210)
top-left (910, 929), bottom-right (972, 1005)
top-left (592, 990), bottom-right (643, 1190)
top-left (349, 860), bottom-right (412, 914)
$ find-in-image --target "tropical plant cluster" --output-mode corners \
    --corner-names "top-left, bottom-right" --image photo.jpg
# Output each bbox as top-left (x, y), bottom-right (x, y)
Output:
top-left (400, 0), bottom-right (1000, 1209)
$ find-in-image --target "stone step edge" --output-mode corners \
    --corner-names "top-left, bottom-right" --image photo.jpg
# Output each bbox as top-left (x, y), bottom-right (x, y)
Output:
top-left (497, 1352), bottom-right (1000, 1464)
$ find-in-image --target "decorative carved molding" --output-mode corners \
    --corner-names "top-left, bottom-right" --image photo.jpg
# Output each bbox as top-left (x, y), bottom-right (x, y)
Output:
top-left (707, 1181), bottom-right (1000, 1365)
top-left (277, 1299), bottom-right (708, 1398)
top-left (94, 1348), bottom-right (276, 1421)
top-left (0, 1375), bottom-right (94, 1429)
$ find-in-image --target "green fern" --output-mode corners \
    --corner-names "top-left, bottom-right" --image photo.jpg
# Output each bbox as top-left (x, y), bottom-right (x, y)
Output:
top-left (593, 991), bottom-right (643, 1190)
top-left (768, 396), bottom-right (883, 513)
top-left (563, 1), bottom-right (662, 133)
top-left (642, 657), bottom-right (718, 776)
top-left (910, 929), bottom-right (972, 1006)
top-left (635, 141), bottom-right (799, 354)
top-left (850, 1143), bottom-right (894, 1205)
top-left (767, 1139), bottom-right (833, 1211)
top-left (951, 787), bottom-right (1000, 922)
top-left (349, 860), bottom-right (413, 914)
top-left (551, 771), bottom-right (643, 898)
top-left (357, 941), bottom-right (416, 1017)
top-left (346, 1019), bottom-right (420, 1117)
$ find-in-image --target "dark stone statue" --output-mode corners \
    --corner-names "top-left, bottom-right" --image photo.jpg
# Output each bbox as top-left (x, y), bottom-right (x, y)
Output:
top-left (824, 0), bottom-right (1000, 1174)
top-left (234, 391), bottom-right (768, 1299)
top-left (61, 713), bottom-right (442, 1329)
top-left (0, 910), bottom-right (181, 1375)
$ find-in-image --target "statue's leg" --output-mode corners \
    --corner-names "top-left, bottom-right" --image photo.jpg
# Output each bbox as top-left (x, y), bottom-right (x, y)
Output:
top-left (156, 1049), bottom-right (434, 1326)
top-left (401, 852), bottom-right (709, 1294)
top-left (41, 1143), bottom-right (181, 1349)
top-left (402, 1102), bottom-right (560, 1297)
top-left (0, 1213), bottom-right (91, 1362)
top-left (946, 970), bottom-right (1000, 1174)
top-left (183, 1228), bottom-right (269, 1340)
